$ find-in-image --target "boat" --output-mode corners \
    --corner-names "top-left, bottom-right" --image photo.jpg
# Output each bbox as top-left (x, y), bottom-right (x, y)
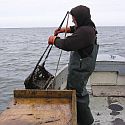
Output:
top-left (0, 54), bottom-right (125, 125)
top-left (54, 54), bottom-right (125, 125)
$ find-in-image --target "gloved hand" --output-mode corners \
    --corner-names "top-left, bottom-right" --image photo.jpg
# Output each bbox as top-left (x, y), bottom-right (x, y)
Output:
top-left (54, 27), bottom-right (71, 36)
top-left (48, 36), bottom-right (57, 45)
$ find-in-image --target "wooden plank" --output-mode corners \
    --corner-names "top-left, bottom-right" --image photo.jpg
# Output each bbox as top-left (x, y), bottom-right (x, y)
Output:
top-left (0, 101), bottom-right (72, 125)
top-left (14, 89), bottom-right (73, 98)
top-left (92, 85), bottom-right (125, 96)
top-left (0, 90), bottom-right (77, 125)
top-left (71, 90), bottom-right (77, 125)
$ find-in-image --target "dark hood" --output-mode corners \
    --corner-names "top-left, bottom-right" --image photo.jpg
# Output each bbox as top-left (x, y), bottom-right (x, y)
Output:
top-left (70, 5), bottom-right (96, 28)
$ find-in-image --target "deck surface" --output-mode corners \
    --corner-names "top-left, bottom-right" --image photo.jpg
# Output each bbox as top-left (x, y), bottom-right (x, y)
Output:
top-left (90, 96), bottom-right (125, 125)
top-left (0, 91), bottom-right (125, 125)
top-left (0, 98), bottom-right (72, 125)
top-left (0, 90), bottom-right (77, 125)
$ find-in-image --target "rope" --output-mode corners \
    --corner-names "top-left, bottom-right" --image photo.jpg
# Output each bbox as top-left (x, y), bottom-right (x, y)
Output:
top-left (42, 45), bottom-right (53, 65)
top-left (30, 11), bottom-right (69, 80)
top-left (30, 44), bottom-right (50, 79)
top-left (42, 11), bottom-right (70, 66)
top-left (46, 12), bottom-right (70, 89)
top-left (55, 12), bottom-right (70, 77)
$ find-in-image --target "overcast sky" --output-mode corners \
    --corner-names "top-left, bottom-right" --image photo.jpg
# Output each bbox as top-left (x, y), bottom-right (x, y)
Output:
top-left (0, 0), bottom-right (125, 28)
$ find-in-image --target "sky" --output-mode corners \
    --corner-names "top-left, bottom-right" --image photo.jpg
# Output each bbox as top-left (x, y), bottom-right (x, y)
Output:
top-left (0, 0), bottom-right (125, 28)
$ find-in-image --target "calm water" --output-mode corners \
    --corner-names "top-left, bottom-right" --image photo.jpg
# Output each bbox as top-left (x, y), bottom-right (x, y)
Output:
top-left (0, 26), bottom-right (125, 112)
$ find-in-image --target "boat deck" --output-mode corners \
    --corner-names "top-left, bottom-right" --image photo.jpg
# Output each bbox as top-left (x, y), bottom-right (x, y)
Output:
top-left (0, 90), bottom-right (77, 125)
top-left (1, 54), bottom-right (125, 125)
top-left (90, 95), bottom-right (125, 125)
top-left (59, 79), bottom-right (125, 124)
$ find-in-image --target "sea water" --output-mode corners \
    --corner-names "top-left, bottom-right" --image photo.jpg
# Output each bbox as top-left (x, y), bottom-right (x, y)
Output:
top-left (0, 26), bottom-right (125, 112)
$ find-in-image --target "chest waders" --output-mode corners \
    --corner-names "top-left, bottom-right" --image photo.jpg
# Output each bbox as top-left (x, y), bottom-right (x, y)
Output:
top-left (67, 44), bottom-right (99, 125)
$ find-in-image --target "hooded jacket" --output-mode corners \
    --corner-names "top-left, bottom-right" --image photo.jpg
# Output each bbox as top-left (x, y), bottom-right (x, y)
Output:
top-left (54, 5), bottom-right (97, 58)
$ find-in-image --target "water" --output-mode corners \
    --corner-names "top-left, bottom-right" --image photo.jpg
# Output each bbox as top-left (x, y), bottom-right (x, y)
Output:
top-left (0, 26), bottom-right (125, 112)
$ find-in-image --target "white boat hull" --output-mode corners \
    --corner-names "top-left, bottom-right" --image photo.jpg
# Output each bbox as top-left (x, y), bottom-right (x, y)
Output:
top-left (54, 54), bottom-right (125, 124)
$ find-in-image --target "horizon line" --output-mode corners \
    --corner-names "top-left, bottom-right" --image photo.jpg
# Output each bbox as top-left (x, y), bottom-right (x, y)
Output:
top-left (0, 25), bottom-right (125, 29)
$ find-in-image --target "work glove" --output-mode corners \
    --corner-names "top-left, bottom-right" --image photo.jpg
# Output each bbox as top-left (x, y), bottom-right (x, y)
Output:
top-left (54, 27), bottom-right (71, 36)
top-left (48, 36), bottom-right (58, 45)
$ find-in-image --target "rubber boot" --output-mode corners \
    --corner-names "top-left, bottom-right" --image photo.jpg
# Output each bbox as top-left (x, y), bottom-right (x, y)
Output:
top-left (77, 94), bottom-right (94, 125)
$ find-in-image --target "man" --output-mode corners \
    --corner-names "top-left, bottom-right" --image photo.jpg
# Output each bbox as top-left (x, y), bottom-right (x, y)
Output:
top-left (48, 5), bottom-right (99, 125)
